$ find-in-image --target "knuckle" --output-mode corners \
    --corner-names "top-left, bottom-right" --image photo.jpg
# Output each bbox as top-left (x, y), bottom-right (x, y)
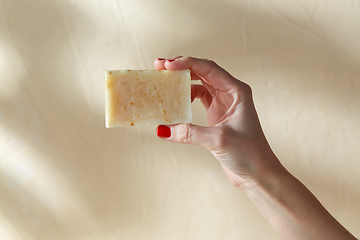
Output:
top-left (201, 58), bottom-right (216, 66)
top-left (182, 56), bottom-right (192, 62)
top-left (178, 124), bottom-right (193, 143)
top-left (242, 83), bottom-right (252, 95)
top-left (234, 82), bottom-right (253, 101)
top-left (206, 59), bottom-right (217, 67)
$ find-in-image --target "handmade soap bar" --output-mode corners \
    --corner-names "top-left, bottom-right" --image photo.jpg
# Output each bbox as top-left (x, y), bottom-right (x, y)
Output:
top-left (105, 70), bottom-right (192, 127)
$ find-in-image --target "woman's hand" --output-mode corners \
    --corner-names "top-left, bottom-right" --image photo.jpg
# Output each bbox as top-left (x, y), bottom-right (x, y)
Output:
top-left (154, 56), bottom-right (358, 240)
top-left (154, 56), bottom-right (282, 189)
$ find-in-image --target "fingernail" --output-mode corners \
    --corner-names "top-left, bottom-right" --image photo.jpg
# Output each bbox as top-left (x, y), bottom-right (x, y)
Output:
top-left (157, 125), bottom-right (171, 138)
top-left (167, 59), bottom-right (175, 62)
top-left (157, 58), bottom-right (166, 60)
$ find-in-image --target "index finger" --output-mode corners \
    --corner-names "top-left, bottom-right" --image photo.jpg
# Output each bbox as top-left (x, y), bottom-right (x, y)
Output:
top-left (164, 56), bottom-right (239, 91)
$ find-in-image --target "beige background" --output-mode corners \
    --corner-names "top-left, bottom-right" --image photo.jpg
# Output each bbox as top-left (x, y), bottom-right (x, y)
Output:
top-left (0, 0), bottom-right (359, 239)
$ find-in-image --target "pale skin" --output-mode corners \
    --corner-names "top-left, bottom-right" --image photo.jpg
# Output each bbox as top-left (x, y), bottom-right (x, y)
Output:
top-left (154, 56), bottom-right (357, 240)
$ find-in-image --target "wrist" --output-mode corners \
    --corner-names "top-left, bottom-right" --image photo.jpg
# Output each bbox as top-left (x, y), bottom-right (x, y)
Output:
top-left (237, 154), bottom-right (289, 195)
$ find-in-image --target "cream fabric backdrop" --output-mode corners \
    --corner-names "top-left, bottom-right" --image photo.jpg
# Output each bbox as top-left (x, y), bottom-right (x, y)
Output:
top-left (0, 0), bottom-right (359, 239)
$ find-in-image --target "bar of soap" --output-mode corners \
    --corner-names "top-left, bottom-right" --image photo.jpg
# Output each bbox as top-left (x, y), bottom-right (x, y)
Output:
top-left (105, 69), bottom-right (192, 127)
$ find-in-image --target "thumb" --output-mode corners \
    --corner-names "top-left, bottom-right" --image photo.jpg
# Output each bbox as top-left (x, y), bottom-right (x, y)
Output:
top-left (156, 124), bottom-right (217, 149)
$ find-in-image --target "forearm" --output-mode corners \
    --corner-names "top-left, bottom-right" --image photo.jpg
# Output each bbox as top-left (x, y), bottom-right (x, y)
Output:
top-left (241, 160), bottom-right (357, 240)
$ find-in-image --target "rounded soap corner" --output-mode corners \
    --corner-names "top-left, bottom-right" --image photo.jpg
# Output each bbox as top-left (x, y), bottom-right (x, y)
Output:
top-left (183, 69), bottom-right (191, 75)
top-left (105, 120), bottom-right (112, 128)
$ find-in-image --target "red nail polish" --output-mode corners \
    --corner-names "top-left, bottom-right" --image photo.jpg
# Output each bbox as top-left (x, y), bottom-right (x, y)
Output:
top-left (167, 59), bottom-right (175, 62)
top-left (157, 125), bottom-right (171, 138)
top-left (157, 58), bottom-right (166, 60)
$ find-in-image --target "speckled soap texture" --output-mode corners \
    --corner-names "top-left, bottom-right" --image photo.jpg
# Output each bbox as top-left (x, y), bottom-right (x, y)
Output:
top-left (105, 70), bottom-right (191, 127)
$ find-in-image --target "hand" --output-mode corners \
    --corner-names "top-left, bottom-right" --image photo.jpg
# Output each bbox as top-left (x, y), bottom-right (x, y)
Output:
top-left (155, 57), bottom-right (358, 240)
top-left (154, 56), bottom-right (282, 189)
